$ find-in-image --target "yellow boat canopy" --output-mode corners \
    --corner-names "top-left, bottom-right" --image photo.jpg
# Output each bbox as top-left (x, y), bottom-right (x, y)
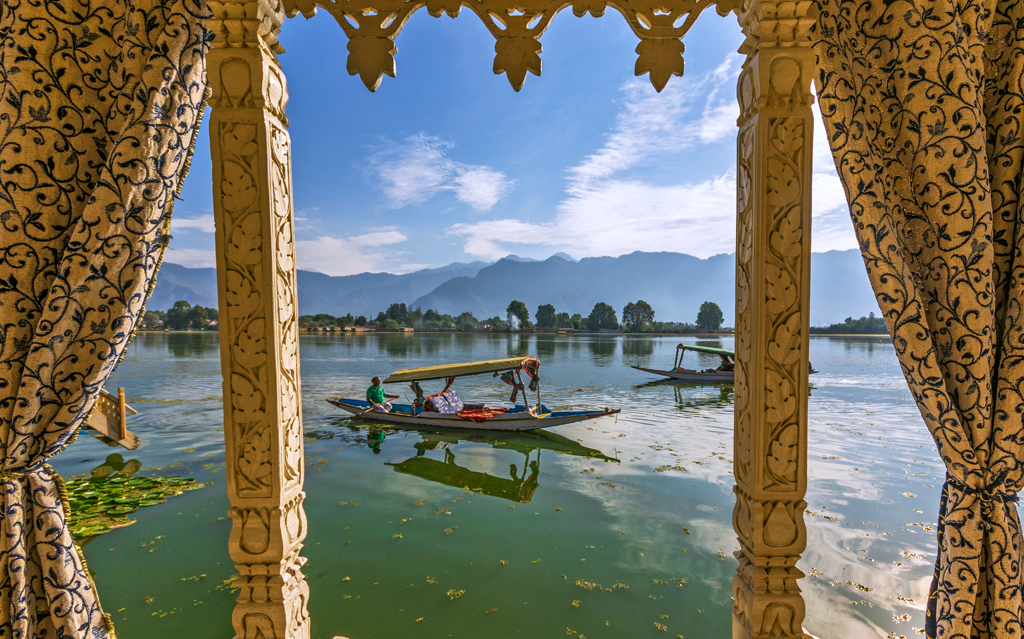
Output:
top-left (383, 357), bottom-right (531, 383)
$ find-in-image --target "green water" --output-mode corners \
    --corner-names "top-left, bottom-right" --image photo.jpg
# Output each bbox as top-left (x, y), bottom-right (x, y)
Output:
top-left (55, 333), bottom-right (937, 638)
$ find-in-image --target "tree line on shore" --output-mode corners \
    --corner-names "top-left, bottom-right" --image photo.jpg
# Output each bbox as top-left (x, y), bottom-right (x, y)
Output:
top-left (809, 313), bottom-right (887, 334)
top-left (298, 299), bottom-right (728, 332)
top-left (141, 301), bottom-right (219, 330)
top-left (139, 299), bottom-right (884, 335)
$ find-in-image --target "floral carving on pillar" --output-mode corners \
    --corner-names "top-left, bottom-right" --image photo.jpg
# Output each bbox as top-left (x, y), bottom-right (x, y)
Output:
top-left (730, 0), bottom-right (815, 637)
top-left (209, 1), bottom-right (309, 637)
top-left (283, 0), bottom-right (740, 92)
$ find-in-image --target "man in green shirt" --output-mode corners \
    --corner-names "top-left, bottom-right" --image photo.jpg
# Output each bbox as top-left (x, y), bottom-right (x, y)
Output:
top-left (367, 376), bottom-right (398, 412)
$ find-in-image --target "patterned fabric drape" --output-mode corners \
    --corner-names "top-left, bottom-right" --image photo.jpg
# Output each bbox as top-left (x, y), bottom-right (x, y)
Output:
top-left (0, 0), bottom-right (209, 636)
top-left (815, 0), bottom-right (1024, 636)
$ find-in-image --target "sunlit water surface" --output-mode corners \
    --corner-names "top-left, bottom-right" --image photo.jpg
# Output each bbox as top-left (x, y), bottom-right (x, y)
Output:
top-left (59, 333), bottom-right (937, 639)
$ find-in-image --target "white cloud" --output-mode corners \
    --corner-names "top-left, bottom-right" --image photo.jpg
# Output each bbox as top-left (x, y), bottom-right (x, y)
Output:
top-left (170, 214), bottom-right (215, 233)
top-left (163, 248), bottom-right (216, 268)
top-left (370, 134), bottom-right (513, 212)
top-left (351, 229), bottom-right (408, 246)
top-left (453, 56), bottom-right (742, 260)
top-left (569, 55), bottom-right (741, 187)
top-left (451, 166), bottom-right (512, 211)
top-left (452, 173), bottom-right (736, 260)
top-left (296, 231), bottom-right (408, 276)
top-left (453, 54), bottom-right (858, 261)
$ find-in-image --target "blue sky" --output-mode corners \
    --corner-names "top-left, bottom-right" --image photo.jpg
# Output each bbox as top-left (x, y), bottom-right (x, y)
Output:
top-left (168, 9), bottom-right (854, 275)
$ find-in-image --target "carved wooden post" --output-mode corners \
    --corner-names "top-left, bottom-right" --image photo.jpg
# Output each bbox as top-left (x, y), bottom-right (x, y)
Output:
top-left (207, 2), bottom-right (310, 638)
top-left (731, 0), bottom-right (815, 637)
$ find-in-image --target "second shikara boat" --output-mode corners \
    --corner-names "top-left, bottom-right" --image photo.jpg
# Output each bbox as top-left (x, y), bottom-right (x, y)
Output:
top-left (632, 344), bottom-right (737, 383)
top-left (633, 344), bottom-right (819, 383)
top-left (327, 356), bottom-right (619, 430)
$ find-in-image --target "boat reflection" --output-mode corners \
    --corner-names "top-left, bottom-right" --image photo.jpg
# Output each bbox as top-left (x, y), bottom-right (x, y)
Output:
top-left (634, 377), bottom-right (813, 403)
top-left (635, 378), bottom-right (734, 407)
top-left (388, 449), bottom-right (541, 503)
top-left (381, 428), bottom-right (619, 504)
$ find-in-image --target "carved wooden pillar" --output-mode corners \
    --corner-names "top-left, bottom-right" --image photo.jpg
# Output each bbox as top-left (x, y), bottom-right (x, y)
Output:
top-left (731, 1), bottom-right (815, 637)
top-left (207, 3), bottom-right (310, 638)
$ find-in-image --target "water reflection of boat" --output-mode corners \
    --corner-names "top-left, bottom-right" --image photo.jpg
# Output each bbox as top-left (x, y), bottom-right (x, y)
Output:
top-left (635, 379), bottom-right (734, 411)
top-left (388, 449), bottom-right (541, 503)
top-left (329, 357), bottom-right (619, 430)
top-left (409, 428), bottom-right (620, 462)
top-left (382, 428), bottom-right (618, 503)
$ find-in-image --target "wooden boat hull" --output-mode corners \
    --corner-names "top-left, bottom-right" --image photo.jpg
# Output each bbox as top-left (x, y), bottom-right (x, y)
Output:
top-left (327, 399), bottom-right (619, 431)
top-left (631, 365), bottom-right (734, 384)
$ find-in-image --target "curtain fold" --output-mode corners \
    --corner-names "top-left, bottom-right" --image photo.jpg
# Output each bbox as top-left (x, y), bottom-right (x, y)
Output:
top-left (815, 0), bottom-right (1024, 636)
top-left (0, 0), bottom-right (209, 635)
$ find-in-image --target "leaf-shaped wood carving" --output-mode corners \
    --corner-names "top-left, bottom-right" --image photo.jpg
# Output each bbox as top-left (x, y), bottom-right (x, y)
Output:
top-left (767, 314), bottom-right (802, 366)
top-left (222, 160), bottom-right (257, 213)
top-left (237, 319), bottom-right (267, 369)
top-left (767, 157), bottom-right (799, 210)
top-left (765, 264), bottom-right (796, 316)
top-left (764, 369), bottom-right (796, 424)
top-left (239, 425), bottom-right (274, 487)
top-left (231, 373), bottom-right (265, 425)
top-left (634, 38), bottom-right (685, 93)
top-left (228, 214), bottom-right (264, 266)
top-left (769, 208), bottom-right (803, 257)
top-left (774, 117), bottom-right (805, 154)
top-left (493, 36), bottom-right (542, 91)
top-left (766, 423), bottom-right (798, 482)
top-left (226, 270), bottom-right (260, 318)
top-left (222, 123), bottom-right (258, 157)
top-left (347, 36), bottom-right (398, 92)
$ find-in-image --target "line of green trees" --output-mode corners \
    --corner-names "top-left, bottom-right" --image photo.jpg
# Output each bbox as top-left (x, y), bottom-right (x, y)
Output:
top-left (810, 312), bottom-right (887, 334)
top-left (141, 301), bottom-right (219, 330)
top-left (512, 299), bottom-right (725, 331)
top-left (298, 299), bottom-right (728, 332)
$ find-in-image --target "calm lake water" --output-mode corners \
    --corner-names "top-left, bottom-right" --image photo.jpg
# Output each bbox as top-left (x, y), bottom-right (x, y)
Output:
top-left (56, 332), bottom-right (939, 639)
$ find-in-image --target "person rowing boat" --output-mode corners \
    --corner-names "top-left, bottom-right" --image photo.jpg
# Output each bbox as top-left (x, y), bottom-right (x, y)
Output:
top-left (367, 376), bottom-right (400, 412)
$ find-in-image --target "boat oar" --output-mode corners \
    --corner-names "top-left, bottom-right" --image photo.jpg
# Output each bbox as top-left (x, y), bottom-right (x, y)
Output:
top-left (350, 405), bottom-right (381, 419)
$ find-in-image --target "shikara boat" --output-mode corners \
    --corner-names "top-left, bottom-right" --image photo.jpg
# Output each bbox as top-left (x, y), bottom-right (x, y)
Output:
top-left (328, 356), bottom-right (619, 431)
top-left (633, 344), bottom-right (818, 383)
top-left (632, 344), bottom-right (737, 383)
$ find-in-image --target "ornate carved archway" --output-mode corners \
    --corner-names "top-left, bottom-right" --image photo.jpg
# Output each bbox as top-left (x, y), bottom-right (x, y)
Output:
top-left (204, 0), bottom-right (815, 636)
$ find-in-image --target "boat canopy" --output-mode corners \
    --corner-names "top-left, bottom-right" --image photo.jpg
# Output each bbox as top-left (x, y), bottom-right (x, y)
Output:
top-left (677, 344), bottom-right (734, 357)
top-left (384, 357), bottom-right (532, 383)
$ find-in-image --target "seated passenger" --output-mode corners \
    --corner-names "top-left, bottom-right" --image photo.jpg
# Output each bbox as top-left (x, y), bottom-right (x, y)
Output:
top-left (717, 355), bottom-right (735, 372)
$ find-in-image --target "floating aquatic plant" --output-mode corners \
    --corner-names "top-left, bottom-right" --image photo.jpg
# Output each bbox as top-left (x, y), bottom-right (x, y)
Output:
top-left (65, 474), bottom-right (207, 541)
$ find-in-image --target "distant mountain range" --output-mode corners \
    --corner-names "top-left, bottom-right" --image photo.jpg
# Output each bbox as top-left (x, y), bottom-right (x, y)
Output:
top-left (150, 249), bottom-right (879, 326)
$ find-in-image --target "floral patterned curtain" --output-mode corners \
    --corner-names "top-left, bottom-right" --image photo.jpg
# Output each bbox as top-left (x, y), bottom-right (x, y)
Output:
top-left (815, 0), bottom-right (1024, 636)
top-left (0, 0), bottom-right (209, 635)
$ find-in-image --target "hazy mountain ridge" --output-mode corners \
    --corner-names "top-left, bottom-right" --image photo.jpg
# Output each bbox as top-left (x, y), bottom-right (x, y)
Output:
top-left (150, 260), bottom-right (488, 316)
top-left (148, 263), bottom-right (219, 310)
top-left (154, 250), bottom-right (879, 326)
top-left (413, 252), bottom-right (737, 323)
